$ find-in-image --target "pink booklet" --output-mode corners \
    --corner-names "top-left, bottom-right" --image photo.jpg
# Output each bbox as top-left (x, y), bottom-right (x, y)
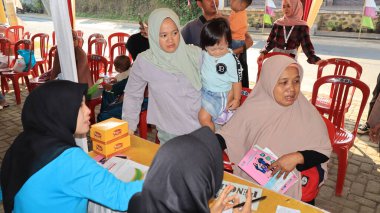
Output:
top-left (238, 147), bottom-right (298, 194)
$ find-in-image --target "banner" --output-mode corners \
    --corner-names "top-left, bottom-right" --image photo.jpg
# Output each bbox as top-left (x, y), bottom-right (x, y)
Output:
top-left (362, 16), bottom-right (375, 29)
top-left (364, 0), bottom-right (378, 18)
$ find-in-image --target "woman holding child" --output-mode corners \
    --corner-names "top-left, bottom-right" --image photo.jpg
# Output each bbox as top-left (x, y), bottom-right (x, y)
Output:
top-left (122, 8), bottom-right (202, 144)
top-left (217, 55), bottom-right (332, 204)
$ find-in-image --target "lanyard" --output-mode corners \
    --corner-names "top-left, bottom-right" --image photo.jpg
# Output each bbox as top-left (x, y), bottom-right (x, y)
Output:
top-left (283, 26), bottom-right (294, 50)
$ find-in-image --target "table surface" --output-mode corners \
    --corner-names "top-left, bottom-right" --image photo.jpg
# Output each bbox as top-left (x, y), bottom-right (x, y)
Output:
top-left (90, 135), bottom-right (325, 213)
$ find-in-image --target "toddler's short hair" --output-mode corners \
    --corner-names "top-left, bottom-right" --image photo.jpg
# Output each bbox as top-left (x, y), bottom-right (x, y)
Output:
top-left (114, 55), bottom-right (131, 72)
top-left (200, 18), bottom-right (232, 50)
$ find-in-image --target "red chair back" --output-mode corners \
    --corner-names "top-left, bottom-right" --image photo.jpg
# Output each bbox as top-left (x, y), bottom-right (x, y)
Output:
top-left (87, 33), bottom-right (104, 52)
top-left (108, 42), bottom-right (127, 73)
top-left (48, 46), bottom-right (57, 70)
top-left (0, 38), bottom-right (12, 67)
top-left (14, 39), bottom-right (32, 64)
top-left (257, 52), bottom-right (291, 81)
top-left (317, 58), bottom-right (362, 108)
top-left (5, 25), bottom-right (24, 43)
top-left (240, 87), bottom-right (252, 105)
top-left (87, 54), bottom-right (108, 83)
top-left (88, 38), bottom-right (107, 57)
top-left (108, 32), bottom-right (130, 57)
top-left (311, 75), bottom-right (370, 196)
top-left (31, 33), bottom-right (49, 59)
top-left (312, 76), bottom-right (368, 131)
top-left (22, 32), bottom-right (31, 40)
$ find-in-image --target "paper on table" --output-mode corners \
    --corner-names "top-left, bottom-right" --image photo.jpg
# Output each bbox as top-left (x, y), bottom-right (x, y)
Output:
top-left (276, 205), bottom-right (301, 213)
top-left (217, 180), bottom-right (263, 211)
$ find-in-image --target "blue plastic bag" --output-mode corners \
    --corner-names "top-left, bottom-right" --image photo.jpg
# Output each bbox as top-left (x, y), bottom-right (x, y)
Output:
top-left (17, 49), bottom-right (36, 71)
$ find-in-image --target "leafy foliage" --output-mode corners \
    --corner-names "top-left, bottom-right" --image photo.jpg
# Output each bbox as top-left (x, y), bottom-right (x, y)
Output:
top-left (75, 0), bottom-right (202, 24)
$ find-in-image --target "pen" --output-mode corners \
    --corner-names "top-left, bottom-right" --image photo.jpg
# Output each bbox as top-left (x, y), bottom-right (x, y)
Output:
top-left (232, 196), bottom-right (267, 209)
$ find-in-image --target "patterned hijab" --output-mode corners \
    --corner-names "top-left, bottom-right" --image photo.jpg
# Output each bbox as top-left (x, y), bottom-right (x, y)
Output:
top-left (275, 0), bottom-right (308, 26)
top-left (217, 55), bottom-right (331, 199)
top-left (141, 8), bottom-right (202, 90)
top-left (128, 127), bottom-right (224, 213)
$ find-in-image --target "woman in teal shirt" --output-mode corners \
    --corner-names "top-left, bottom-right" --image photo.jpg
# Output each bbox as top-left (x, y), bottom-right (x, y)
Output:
top-left (1, 80), bottom-right (142, 213)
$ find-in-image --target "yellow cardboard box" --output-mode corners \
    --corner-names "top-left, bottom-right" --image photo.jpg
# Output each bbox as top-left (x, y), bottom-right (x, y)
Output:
top-left (92, 135), bottom-right (131, 158)
top-left (90, 118), bottom-right (129, 142)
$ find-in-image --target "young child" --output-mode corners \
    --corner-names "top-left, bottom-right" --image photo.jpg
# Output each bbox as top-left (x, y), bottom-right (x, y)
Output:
top-left (103, 55), bottom-right (131, 91)
top-left (98, 55), bottom-right (133, 122)
top-left (199, 18), bottom-right (242, 132)
top-left (229, 0), bottom-right (252, 52)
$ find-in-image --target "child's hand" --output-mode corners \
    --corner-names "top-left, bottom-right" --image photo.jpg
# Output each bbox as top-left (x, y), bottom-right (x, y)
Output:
top-left (103, 83), bottom-right (113, 91)
top-left (109, 77), bottom-right (117, 83)
top-left (228, 99), bottom-right (240, 110)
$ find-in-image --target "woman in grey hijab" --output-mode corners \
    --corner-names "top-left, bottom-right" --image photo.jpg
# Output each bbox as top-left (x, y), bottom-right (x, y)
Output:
top-left (128, 127), bottom-right (252, 213)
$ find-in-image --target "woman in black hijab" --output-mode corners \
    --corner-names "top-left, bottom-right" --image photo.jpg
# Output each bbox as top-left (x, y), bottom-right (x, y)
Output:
top-left (1, 80), bottom-right (142, 213)
top-left (128, 127), bottom-right (252, 213)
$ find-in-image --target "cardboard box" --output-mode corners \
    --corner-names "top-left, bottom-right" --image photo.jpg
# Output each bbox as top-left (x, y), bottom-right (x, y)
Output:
top-left (92, 135), bottom-right (131, 158)
top-left (90, 118), bottom-right (128, 142)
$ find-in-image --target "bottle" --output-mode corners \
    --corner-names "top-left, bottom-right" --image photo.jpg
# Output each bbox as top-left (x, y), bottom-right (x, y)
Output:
top-left (103, 74), bottom-right (110, 84)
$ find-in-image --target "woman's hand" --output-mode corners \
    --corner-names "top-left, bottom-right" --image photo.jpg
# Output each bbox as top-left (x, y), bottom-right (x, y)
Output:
top-left (210, 185), bottom-right (239, 213)
top-left (369, 123), bottom-right (380, 143)
top-left (268, 152), bottom-right (304, 179)
top-left (233, 188), bottom-right (252, 213)
top-left (257, 53), bottom-right (265, 64)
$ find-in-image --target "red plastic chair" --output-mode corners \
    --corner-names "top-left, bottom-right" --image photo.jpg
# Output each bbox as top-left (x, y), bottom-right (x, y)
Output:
top-left (108, 42), bottom-right (127, 73)
top-left (240, 87), bottom-right (252, 105)
top-left (88, 38), bottom-right (107, 57)
top-left (22, 32), bottom-right (31, 40)
top-left (88, 54), bottom-right (108, 83)
top-left (87, 33), bottom-right (104, 53)
top-left (28, 46), bottom-right (57, 91)
top-left (311, 75), bottom-right (370, 196)
top-left (31, 33), bottom-right (49, 76)
top-left (86, 54), bottom-right (109, 124)
top-left (257, 52), bottom-right (291, 81)
top-left (0, 40), bottom-right (35, 104)
top-left (0, 38), bottom-right (12, 93)
top-left (5, 26), bottom-right (24, 43)
top-left (47, 46), bottom-right (57, 70)
top-left (314, 58), bottom-right (362, 128)
top-left (107, 32), bottom-right (130, 57)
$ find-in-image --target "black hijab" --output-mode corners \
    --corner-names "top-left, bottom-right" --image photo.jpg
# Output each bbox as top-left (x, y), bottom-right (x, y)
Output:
top-left (1, 80), bottom-right (87, 213)
top-left (128, 127), bottom-right (224, 213)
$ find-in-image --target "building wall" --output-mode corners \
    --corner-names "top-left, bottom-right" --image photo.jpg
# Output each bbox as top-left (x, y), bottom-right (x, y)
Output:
top-left (220, 8), bottom-right (380, 33)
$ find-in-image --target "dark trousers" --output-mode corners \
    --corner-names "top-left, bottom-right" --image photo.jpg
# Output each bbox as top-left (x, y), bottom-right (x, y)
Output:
top-left (367, 72), bottom-right (380, 123)
top-left (238, 50), bottom-right (249, 88)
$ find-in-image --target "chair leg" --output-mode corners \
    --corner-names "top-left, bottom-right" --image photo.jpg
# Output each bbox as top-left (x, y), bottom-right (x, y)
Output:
top-left (1, 76), bottom-right (8, 94)
top-left (335, 148), bottom-right (349, 196)
top-left (24, 76), bottom-right (31, 92)
top-left (10, 76), bottom-right (22, 105)
top-left (139, 110), bottom-right (148, 139)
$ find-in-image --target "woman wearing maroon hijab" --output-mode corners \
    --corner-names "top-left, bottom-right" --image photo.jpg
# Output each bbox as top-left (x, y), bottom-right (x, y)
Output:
top-left (258, 0), bottom-right (324, 65)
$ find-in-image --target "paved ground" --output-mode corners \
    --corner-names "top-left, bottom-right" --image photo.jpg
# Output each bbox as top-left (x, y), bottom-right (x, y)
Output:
top-left (1, 14), bottom-right (380, 213)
